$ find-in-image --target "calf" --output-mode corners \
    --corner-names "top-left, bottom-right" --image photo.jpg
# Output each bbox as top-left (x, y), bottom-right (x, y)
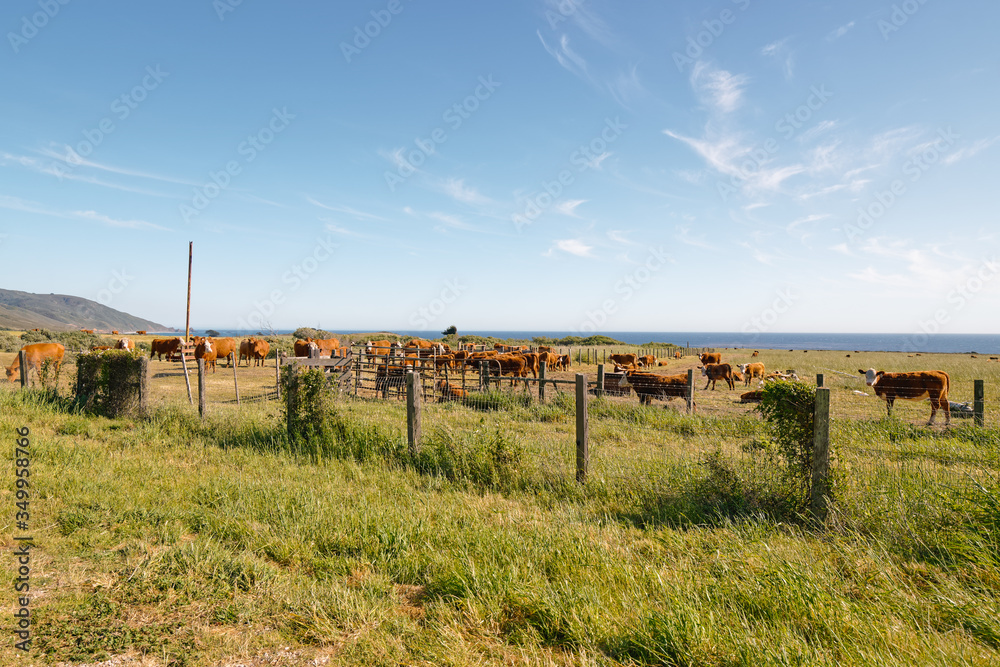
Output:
top-left (858, 368), bottom-right (950, 425)
top-left (738, 362), bottom-right (765, 386)
top-left (195, 339), bottom-right (217, 373)
top-left (638, 354), bottom-right (656, 368)
top-left (700, 363), bottom-right (734, 390)
top-left (150, 337), bottom-right (182, 361)
top-left (619, 371), bottom-right (693, 408)
top-left (434, 379), bottom-right (467, 402)
top-left (609, 353), bottom-right (639, 370)
top-left (699, 352), bottom-right (722, 365)
top-left (251, 338), bottom-right (270, 366)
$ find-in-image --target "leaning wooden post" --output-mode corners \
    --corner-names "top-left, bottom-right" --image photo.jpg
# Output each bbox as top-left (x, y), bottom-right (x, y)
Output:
top-left (18, 350), bottom-right (28, 389)
top-left (539, 360), bottom-right (547, 402)
top-left (180, 348), bottom-right (193, 405)
top-left (974, 379), bottom-right (985, 427)
top-left (197, 358), bottom-right (207, 419)
top-left (596, 364), bottom-right (605, 397)
top-left (686, 369), bottom-right (695, 413)
top-left (406, 370), bottom-right (421, 455)
top-left (816, 373), bottom-right (825, 388)
top-left (232, 355), bottom-right (241, 406)
top-left (138, 357), bottom-right (150, 416)
top-left (575, 374), bottom-right (589, 483)
top-left (811, 387), bottom-right (831, 524)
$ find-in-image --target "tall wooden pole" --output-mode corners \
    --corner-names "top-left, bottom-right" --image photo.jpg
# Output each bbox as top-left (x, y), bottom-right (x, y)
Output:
top-left (185, 241), bottom-right (193, 343)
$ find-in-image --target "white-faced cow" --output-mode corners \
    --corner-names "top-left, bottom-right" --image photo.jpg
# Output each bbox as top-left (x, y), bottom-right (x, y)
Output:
top-left (858, 368), bottom-right (950, 426)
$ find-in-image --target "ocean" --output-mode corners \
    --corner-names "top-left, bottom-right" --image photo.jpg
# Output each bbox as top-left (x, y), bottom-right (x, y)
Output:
top-left (153, 331), bottom-right (1000, 355)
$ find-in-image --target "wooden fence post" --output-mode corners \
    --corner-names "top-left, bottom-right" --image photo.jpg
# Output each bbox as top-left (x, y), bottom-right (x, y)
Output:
top-left (479, 361), bottom-right (487, 391)
top-left (596, 364), bottom-right (605, 397)
top-left (575, 373), bottom-right (589, 483)
top-left (539, 360), bottom-right (547, 402)
top-left (811, 387), bottom-right (831, 524)
top-left (18, 350), bottom-right (28, 389)
top-left (406, 370), bottom-right (421, 455)
top-left (197, 358), bottom-right (206, 419)
top-left (232, 356), bottom-right (241, 406)
top-left (974, 379), bottom-right (984, 427)
top-left (686, 368), bottom-right (695, 413)
top-left (816, 373), bottom-right (825, 388)
top-left (180, 349), bottom-right (193, 405)
top-left (138, 357), bottom-right (149, 416)
top-left (276, 353), bottom-right (283, 400)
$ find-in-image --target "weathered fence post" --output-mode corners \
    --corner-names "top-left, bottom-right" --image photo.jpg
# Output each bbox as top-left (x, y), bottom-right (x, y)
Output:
top-left (232, 355), bottom-right (241, 406)
top-left (406, 370), bottom-right (421, 455)
top-left (816, 373), bottom-right (825, 388)
top-left (18, 350), bottom-right (28, 389)
top-left (686, 368), bottom-right (695, 413)
top-left (197, 358), bottom-right (207, 419)
top-left (575, 373), bottom-right (589, 483)
top-left (539, 360), bottom-right (547, 402)
top-left (596, 364), bottom-right (605, 397)
top-left (180, 349), bottom-right (193, 405)
top-left (276, 353), bottom-right (283, 400)
top-left (811, 387), bottom-right (831, 524)
top-left (974, 379), bottom-right (985, 427)
top-left (479, 361), bottom-right (487, 391)
top-left (138, 357), bottom-right (150, 416)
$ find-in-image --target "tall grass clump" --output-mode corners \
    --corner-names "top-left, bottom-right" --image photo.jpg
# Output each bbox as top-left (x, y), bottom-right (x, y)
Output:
top-left (281, 365), bottom-right (334, 462)
top-left (415, 422), bottom-right (525, 490)
top-left (754, 380), bottom-right (823, 512)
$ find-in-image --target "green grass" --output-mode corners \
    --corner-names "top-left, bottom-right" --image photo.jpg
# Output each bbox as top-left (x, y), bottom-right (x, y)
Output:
top-left (2, 367), bottom-right (999, 665)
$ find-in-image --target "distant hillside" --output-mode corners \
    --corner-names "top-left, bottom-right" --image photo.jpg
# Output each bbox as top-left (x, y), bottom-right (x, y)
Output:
top-left (0, 289), bottom-right (171, 332)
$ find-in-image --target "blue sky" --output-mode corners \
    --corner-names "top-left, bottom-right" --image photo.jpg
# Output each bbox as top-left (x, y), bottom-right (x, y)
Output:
top-left (2, 0), bottom-right (998, 334)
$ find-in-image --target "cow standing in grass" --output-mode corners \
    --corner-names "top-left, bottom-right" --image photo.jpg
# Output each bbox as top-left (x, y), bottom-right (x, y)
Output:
top-left (859, 368), bottom-right (950, 426)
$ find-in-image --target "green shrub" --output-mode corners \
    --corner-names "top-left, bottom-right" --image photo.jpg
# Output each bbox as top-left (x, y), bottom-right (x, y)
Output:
top-left (756, 380), bottom-right (819, 508)
top-left (292, 327), bottom-right (332, 341)
top-left (281, 365), bottom-right (334, 462)
top-left (0, 331), bottom-right (21, 351)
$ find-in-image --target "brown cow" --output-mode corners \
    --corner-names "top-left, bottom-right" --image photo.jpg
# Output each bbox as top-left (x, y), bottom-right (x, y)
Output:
top-left (619, 370), bottom-right (693, 408)
top-left (239, 339), bottom-right (253, 366)
top-left (313, 337), bottom-right (341, 356)
top-left (434, 379), bottom-right (467, 402)
top-left (375, 364), bottom-right (407, 398)
top-left (858, 368), bottom-right (950, 425)
top-left (700, 363), bottom-right (734, 390)
top-left (699, 352), bottom-right (722, 365)
top-left (738, 362), bottom-right (765, 386)
top-left (638, 354), bottom-right (656, 368)
top-left (150, 337), bottom-right (182, 361)
top-left (609, 353), bottom-right (639, 370)
top-left (115, 338), bottom-right (134, 351)
top-left (6, 343), bottom-right (66, 383)
top-left (136, 330), bottom-right (147, 335)
top-left (519, 352), bottom-right (541, 378)
top-left (558, 354), bottom-right (571, 371)
top-left (211, 337), bottom-right (238, 367)
top-left (195, 339), bottom-right (217, 373)
top-left (365, 340), bottom-right (396, 365)
top-left (294, 339), bottom-right (318, 357)
top-left (537, 345), bottom-right (553, 353)
top-left (251, 338), bottom-right (270, 366)
top-left (751, 350), bottom-right (759, 358)
top-left (674, 351), bottom-right (682, 359)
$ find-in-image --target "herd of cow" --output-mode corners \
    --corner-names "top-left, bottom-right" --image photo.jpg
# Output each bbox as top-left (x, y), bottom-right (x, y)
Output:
top-left (0, 335), bottom-right (955, 425)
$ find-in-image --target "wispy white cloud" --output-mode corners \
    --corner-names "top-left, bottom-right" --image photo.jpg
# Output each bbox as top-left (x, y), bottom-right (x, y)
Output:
top-left (554, 199), bottom-right (587, 216)
top-left (690, 62), bottom-right (749, 114)
top-left (760, 38), bottom-right (794, 79)
top-left (307, 197), bottom-right (391, 221)
top-left (676, 225), bottom-right (717, 250)
top-left (441, 178), bottom-right (492, 205)
top-left (827, 21), bottom-right (856, 41)
top-left (72, 210), bottom-right (169, 231)
top-left (943, 136), bottom-right (999, 165)
top-left (537, 31), bottom-right (592, 85)
top-left (545, 238), bottom-right (594, 258)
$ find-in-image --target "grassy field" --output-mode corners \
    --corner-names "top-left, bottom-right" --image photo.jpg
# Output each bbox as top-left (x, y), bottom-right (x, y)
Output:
top-left (1, 346), bottom-right (999, 665)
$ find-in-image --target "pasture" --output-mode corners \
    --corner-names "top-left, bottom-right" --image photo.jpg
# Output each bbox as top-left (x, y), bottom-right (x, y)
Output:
top-left (1, 344), bottom-right (999, 665)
